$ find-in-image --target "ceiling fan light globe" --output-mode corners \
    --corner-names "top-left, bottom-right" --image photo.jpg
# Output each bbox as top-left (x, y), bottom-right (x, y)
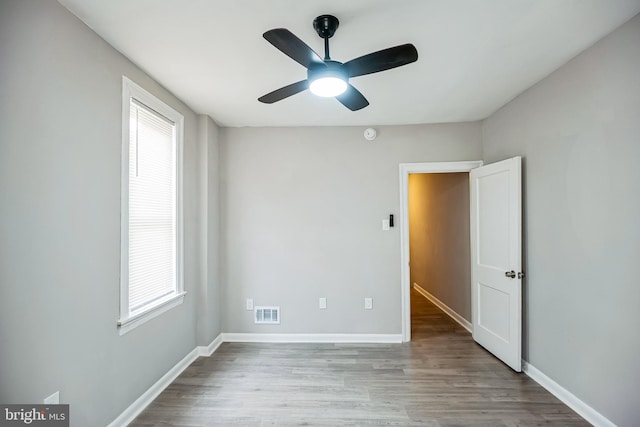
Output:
top-left (309, 76), bottom-right (347, 97)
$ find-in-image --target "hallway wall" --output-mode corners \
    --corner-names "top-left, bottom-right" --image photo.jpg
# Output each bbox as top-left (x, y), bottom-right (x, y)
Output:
top-left (408, 173), bottom-right (471, 321)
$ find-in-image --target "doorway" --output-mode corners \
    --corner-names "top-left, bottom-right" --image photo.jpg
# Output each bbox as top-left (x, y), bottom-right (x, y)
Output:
top-left (399, 161), bottom-right (483, 342)
top-left (408, 171), bottom-right (472, 338)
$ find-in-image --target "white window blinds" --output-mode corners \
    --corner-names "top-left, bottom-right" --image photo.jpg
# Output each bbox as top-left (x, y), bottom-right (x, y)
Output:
top-left (128, 99), bottom-right (177, 314)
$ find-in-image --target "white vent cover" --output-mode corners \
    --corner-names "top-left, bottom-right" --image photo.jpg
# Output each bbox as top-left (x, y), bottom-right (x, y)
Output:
top-left (255, 306), bottom-right (280, 324)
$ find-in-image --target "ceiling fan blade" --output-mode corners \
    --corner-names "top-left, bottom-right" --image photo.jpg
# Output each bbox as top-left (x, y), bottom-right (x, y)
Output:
top-left (258, 80), bottom-right (309, 104)
top-left (263, 29), bottom-right (326, 69)
top-left (342, 43), bottom-right (418, 78)
top-left (336, 84), bottom-right (369, 111)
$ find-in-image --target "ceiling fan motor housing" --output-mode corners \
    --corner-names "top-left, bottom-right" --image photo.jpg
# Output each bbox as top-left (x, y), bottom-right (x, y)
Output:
top-left (307, 60), bottom-right (345, 80)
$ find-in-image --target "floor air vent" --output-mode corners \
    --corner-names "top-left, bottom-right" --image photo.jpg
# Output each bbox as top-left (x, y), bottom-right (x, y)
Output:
top-left (255, 306), bottom-right (280, 324)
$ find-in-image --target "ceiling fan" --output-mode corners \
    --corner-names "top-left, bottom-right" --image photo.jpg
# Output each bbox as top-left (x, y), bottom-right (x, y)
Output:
top-left (258, 15), bottom-right (418, 111)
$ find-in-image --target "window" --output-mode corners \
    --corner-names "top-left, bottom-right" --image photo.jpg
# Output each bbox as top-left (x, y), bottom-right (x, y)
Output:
top-left (118, 77), bottom-right (185, 334)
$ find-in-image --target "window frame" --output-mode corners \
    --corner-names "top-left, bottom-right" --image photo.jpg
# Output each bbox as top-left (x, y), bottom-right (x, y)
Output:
top-left (118, 76), bottom-right (185, 335)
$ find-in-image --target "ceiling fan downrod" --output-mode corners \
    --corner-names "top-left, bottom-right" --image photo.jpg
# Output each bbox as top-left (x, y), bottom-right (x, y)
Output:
top-left (313, 15), bottom-right (339, 61)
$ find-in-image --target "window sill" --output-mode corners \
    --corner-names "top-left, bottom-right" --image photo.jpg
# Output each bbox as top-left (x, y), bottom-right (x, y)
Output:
top-left (117, 292), bottom-right (186, 335)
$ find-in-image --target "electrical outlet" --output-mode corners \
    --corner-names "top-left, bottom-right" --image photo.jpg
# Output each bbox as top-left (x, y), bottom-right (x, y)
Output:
top-left (246, 298), bottom-right (253, 310)
top-left (319, 297), bottom-right (327, 309)
top-left (364, 298), bottom-right (373, 310)
top-left (44, 391), bottom-right (59, 404)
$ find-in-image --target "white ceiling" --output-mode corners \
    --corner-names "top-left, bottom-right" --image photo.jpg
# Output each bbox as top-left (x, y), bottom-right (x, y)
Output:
top-left (58, 0), bottom-right (640, 127)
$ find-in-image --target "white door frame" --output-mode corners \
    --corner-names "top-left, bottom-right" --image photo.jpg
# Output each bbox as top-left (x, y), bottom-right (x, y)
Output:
top-left (399, 160), bottom-right (483, 342)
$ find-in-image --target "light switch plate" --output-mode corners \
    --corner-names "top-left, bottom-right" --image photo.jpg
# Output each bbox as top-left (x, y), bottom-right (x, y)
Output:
top-left (382, 219), bottom-right (390, 231)
top-left (319, 297), bottom-right (327, 309)
top-left (246, 298), bottom-right (253, 310)
top-left (364, 298), bottom-right (373, 310)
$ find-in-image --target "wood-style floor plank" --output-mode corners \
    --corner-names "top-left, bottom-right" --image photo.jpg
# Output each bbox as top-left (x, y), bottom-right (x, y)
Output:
top-left (130, 289), bottom-right (589, 426)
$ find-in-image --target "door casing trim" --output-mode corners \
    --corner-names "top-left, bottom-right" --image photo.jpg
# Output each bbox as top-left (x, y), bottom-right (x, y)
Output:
top-left (398, 160), bottom-right (483, 342)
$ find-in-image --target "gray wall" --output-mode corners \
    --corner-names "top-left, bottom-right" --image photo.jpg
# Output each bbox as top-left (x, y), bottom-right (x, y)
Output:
top-left (220, 124), bottom-right (482, 334)
top-left (0, 1), bottom-right (219, 425)
top-left (408, 173), bottom-right (471, 321)
top-left (482, 14), bottom-right (640, 427)
top-left (196, 115), bottom-right (222, 345)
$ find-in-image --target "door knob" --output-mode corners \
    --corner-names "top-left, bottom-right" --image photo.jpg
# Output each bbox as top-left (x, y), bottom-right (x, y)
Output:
top-left (505, 270), bottom-right (516, 278)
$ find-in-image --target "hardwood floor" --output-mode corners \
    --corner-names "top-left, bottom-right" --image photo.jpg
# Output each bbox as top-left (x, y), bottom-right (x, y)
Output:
top-left (130, 289), bottom-right (589, 426)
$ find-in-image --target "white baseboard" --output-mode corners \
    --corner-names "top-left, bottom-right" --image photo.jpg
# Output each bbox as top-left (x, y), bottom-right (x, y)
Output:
top-left (107, 346), bottom-right (201, 427)
top-left (108, 333), bottom-right (223, 427)
top-left (221, 333), bottom-right (402, 343)
top-left (412, 282), bottom-right (472, 332)
top-left (197, 333), bottom-right (224, 357)
top-left (522, 361), bottom-right (617, 427)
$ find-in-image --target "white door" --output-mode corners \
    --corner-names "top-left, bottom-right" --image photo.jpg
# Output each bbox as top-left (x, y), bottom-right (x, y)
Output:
top-left (470, 156), bottom-right (522, 372)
